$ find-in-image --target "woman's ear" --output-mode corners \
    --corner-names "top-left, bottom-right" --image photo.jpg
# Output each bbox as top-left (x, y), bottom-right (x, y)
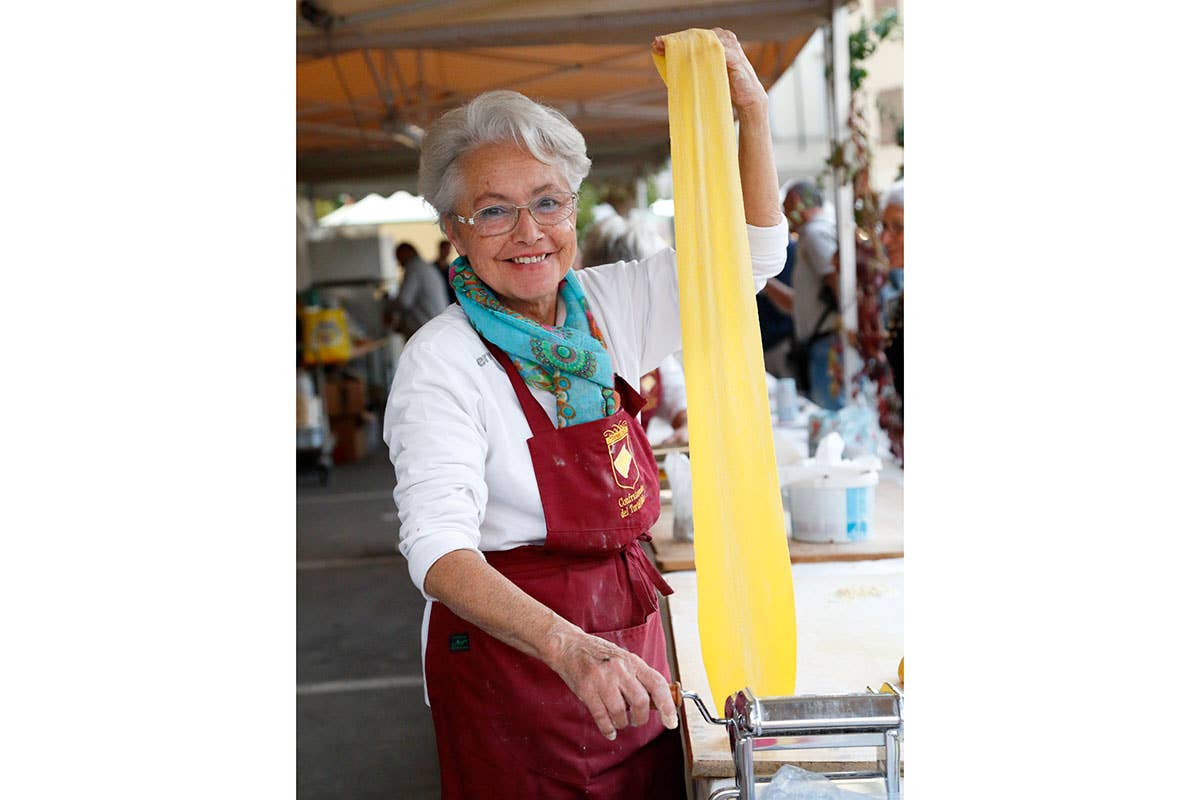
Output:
top-left (444, 218), bottom-right (468, 260)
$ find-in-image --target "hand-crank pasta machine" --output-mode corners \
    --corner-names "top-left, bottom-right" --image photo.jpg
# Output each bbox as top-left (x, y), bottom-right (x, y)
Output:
top-left (672, 683), bottom-right (903, 799)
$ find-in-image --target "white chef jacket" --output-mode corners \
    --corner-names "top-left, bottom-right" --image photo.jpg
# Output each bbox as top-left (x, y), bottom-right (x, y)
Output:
top-left (383, 221), bottom-right (787, 682)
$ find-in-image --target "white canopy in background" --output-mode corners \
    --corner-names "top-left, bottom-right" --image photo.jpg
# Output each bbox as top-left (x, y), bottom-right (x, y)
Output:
top-left (317, 190), bottom-right (439, 226)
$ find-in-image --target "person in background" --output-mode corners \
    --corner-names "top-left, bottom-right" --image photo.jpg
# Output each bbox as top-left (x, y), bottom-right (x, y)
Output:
top-left (387, 241), bottom-right (452, 337)
top-left (757, 238), bottom-right (795, 378)
top-left (879, 180), bottom-right (903, 403)
top-left (383, 29), bottom-right (785, 798)
top-left (580, 214), bottom-right (688, 446)
top-left (578, 213), bottom-right (660, 268)
top-left (433, 239), bottom-right (456, 301)
top-left (761, 179), bottom-right (841, 409)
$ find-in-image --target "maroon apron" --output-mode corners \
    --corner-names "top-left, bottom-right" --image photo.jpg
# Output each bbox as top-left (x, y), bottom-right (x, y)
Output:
top-left (425, 337), bottom-right (685, 799)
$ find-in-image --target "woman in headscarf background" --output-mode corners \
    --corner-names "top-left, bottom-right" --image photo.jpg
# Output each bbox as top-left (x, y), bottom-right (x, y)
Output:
top-left (384, 29), bottom-right (786, 798)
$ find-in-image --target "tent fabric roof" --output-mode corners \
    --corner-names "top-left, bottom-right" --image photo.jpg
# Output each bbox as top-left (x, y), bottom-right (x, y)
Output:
top-left (298, 0), bottom-right (832, 188)
top-left (317, 190), bottom-right (438, 226)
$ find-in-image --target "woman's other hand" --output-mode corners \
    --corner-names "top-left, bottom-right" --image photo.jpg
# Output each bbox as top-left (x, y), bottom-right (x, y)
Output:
top-left (653, 28), bottom-right (768, 113)
top-left (653, 27), bottom-right (780, 226)
top-left (546, 625), bottom-right (679, 739)
top-left (713, 28), bottom-right (768, 113)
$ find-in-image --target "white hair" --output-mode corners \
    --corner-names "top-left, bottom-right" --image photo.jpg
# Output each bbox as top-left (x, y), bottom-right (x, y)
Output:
top-left (881, 179), bottom-right (904, 210)
top-left (417, 90), bottom-right (592, 223)
top-left (581, 214), bottom-right (668, 267)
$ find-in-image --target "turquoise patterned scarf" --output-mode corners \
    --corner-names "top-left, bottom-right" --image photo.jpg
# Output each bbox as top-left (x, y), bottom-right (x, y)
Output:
top-left (450, 256), bottom-right (617, 428)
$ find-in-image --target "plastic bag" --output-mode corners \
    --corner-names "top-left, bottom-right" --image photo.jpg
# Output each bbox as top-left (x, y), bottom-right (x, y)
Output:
top-left (760, 765), bottom-right (879, 799)
top-left (663, 451), bottom-right (693, 542)
top-left (807, 394), bottom-right (889, 460)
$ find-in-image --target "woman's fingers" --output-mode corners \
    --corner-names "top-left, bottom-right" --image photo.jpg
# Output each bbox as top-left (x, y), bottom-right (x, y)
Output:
top-left (623, 680), bottom-right (652, 727)
top-left (554, 630), bottom-right (677, 737)
top-left (601, 680), bottom-right (630, 731)
top-left (709, 27), bottom-right (767, 111)
top-left (642, 666), bottom-right (679, 729)
top-left (584, 694), bottom-right (618, 740)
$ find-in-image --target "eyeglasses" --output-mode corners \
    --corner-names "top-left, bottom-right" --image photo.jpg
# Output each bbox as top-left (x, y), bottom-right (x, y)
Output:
top-left (452, 192), bottom-right (578, 237)
top-left (876, 221), bottom-right (904, 235)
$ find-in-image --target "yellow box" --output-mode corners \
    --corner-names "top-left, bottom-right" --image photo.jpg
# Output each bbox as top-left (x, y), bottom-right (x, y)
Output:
top-left (301, 308), bottom-right (351, 364)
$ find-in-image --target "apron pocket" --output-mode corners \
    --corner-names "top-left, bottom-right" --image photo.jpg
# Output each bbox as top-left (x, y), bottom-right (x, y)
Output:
top-left (488, 610), bottom-right (668, 785)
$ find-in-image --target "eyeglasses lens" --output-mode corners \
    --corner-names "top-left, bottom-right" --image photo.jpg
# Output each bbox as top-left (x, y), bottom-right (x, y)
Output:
top-left (473, 194), bottom-right (575, 236)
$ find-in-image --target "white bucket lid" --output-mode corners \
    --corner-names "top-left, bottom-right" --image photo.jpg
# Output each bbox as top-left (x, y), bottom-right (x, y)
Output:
top-left (780, 432), bottom-right (881, 489)
top-left (783, 463), bottom-right (880, 490)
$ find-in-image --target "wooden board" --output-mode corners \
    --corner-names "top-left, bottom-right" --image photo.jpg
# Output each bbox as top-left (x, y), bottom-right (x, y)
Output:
top-left (664, 560), bottom-right (904, 779)
top-left (650, 467), bottom-right (903, 573)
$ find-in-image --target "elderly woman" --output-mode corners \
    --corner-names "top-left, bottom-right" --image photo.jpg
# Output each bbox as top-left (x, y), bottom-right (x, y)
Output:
top-left (384, 29), bottom-right (787, 798)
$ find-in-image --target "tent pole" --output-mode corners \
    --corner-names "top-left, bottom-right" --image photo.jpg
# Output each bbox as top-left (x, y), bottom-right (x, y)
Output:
top-left (825, 1), bottom-right (858, 405)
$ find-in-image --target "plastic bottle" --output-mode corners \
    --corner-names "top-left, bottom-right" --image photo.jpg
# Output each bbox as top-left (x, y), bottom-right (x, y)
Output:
top-left (776, 377), bottom-right (799, 423)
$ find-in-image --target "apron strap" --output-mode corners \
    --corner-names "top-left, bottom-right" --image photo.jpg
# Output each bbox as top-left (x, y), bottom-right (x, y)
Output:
top-left (480, 337), bottom-right (558, 435)
top-left (613, 374), bottom-right (645, 416)
top-left (480, 336), bottom-right (647, 433)
top-left (630, 536), bottom-right (673, 597)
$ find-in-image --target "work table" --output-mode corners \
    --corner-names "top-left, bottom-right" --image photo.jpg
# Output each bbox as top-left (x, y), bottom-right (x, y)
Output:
top-left (652, 463), bottom-right (905, 795)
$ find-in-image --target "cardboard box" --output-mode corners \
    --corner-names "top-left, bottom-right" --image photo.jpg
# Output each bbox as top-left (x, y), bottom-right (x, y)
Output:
top-left (340, 375), bottom-right (366, 415)
top-left (323, 380), bottom-right (343, 417)
top-left (323, 374), bottom-right (367, 418)
top-left (330, 414), bottom-right (368, 464)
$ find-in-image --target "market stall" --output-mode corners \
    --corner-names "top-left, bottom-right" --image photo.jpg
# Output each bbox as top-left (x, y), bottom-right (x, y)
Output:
top-left (296, 5), bottom-right (897, 798)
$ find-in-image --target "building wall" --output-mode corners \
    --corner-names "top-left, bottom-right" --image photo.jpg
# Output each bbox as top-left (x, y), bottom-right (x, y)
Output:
top-left (768, 0), bottom-right (904, 194)
top-left (862, 0), bottom-right (905, 190)
top-left (769, 32), bottom-right (834, 188)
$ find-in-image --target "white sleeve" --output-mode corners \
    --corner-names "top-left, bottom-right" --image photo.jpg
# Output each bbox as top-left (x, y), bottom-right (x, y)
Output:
top-left (747, 219), bottom-right (790, 288)
top-left (383, 337), bottom-right (488, 600)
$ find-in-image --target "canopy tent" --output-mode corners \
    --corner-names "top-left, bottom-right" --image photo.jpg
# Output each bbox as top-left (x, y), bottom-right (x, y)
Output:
top-left (297, 0), bottom-right (833, 193)
top-left (317, 189), bottom-right (438, 226)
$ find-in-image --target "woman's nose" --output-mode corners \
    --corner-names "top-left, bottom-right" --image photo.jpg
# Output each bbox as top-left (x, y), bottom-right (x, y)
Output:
top-left (512, 207), bottom-right (544, 243)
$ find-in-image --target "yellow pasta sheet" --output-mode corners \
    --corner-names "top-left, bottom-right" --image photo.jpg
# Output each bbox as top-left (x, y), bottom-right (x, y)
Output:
top-left (654, 29), bottom-right (797, 706)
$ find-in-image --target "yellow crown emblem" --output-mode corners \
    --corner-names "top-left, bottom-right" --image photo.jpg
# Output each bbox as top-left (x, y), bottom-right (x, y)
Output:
top-left (603, 420), bottom-right (629, 447)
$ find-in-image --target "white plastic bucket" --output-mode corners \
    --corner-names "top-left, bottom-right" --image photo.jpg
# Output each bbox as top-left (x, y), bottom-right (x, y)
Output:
top-left (783, 466), bottom-right (878, 543)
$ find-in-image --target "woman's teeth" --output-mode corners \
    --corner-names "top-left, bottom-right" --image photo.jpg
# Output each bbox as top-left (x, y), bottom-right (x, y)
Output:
top-left (511, 254), bottom-right (548, 264)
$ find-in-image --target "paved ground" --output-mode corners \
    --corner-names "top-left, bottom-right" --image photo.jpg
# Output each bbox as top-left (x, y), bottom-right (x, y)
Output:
top-left (298, 447), bottom-right (441, 799)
